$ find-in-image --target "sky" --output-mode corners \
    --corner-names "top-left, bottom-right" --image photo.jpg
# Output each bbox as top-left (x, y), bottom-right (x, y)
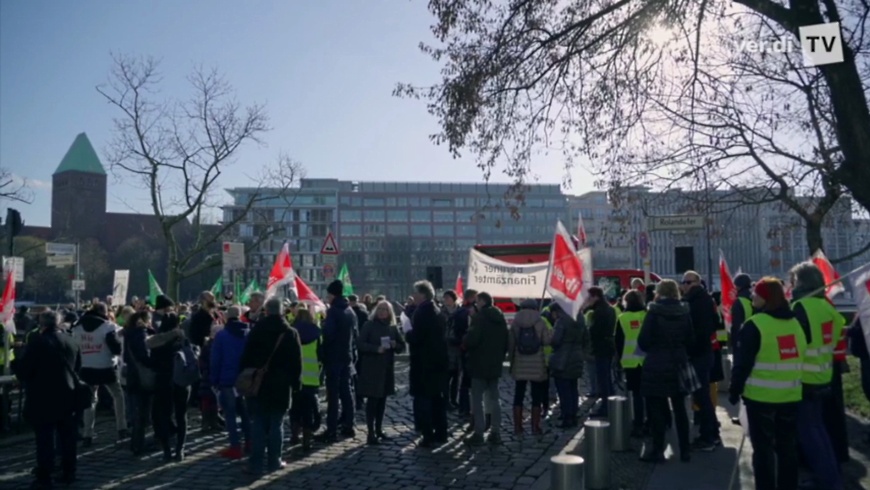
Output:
top-left (0, 0), bottom-right (594, 227)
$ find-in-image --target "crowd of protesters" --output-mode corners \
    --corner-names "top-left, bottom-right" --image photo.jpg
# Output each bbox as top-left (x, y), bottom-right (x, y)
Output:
top-left (2, 258), bottom-right (868, 490)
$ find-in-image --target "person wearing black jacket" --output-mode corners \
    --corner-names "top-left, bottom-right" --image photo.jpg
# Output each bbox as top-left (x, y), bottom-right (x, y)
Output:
top-left (239, 299), bottom-right (302, 475)
top-left (586, 286), bottom-right (616, 416)
top-left (123, 310), bottom-right (157, 456)
top-left (680, 271), bottom-right (721, 451)
top-left (146, 295), bottom-right (190, 461)
top-left (188, 291), bottom-right (217, 348)
top-left (317, 280), bottom-right (358, 442)
top-left (20, 311), bottom-right (81, 488)
top-left (730, 274), bottom-right (754, 350)
top-left (441, 290), bottom-right (461, 410)
top-left (349, 294), bottom-right (368, 411)
top-left (454, 289), bottom-right (477, 416)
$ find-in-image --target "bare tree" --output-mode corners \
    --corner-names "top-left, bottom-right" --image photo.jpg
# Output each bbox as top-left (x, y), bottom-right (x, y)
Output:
top-left (0, 167), bottom-right (33, 203)
top-left (97, 54), bottom-right (303, 299)
top-left (397, 0), bottom-right (870, 253)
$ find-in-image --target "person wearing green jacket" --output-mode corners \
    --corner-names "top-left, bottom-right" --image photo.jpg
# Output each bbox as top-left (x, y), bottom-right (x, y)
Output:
top-left (463, 292), bottom-right (508, 446)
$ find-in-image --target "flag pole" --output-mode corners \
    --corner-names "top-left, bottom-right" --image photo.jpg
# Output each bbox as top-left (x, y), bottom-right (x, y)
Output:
top-left (803, 266), bottom-right (866, 300)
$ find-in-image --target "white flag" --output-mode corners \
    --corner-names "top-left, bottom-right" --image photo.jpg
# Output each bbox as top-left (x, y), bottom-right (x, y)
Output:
top-left (849, 262), bottom-right (870, 354)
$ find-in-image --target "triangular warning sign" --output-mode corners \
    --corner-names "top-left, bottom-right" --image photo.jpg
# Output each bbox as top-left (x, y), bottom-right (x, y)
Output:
top-left (320, 231), bottom-right (340, 255)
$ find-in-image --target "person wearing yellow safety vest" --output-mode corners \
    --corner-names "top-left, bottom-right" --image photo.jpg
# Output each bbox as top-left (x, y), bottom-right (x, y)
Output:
top-left (789, 262), bottom-right (846, 490)
top-left (290, 307), bottom-right (322, 451)
top-left (615, 290), bottom-right (647, 437)
top-left (730, 273), bottom-right (755, 353)
top-left (0, 325), bottom-right (14, 376)
top-left (728, 277), bottom-right (806, 490)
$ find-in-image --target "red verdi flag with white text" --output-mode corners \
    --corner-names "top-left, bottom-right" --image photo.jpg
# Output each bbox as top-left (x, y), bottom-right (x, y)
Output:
top-left (811, 249), bottom-right (845, 299)
top-left (267, 242), bottom-right (298, 298)
top-left (719, 250), bottom-right (737, 330)
top-left (546, 220), bottom-right (586, 319)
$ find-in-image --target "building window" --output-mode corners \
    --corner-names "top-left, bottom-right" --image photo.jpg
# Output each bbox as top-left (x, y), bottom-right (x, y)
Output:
top-left (341, 210), bottom-right (361, 222)
top-left (457, 225), bottom-right (476, 237)
top-left (387, 210), bottom-right (408, 222)
top-left (409, 197), bottom-right (421, 207)
top-left (342, 225), bottom-right (362, 236)
top-left (350, 197), bottom-right (362, 206)
top-left (433, 225), bottom-right (454, 236)
top-left (364, 197), bottom-right (385, 206)
top-left (340, 196), bottom-right (350, 205)
top-left (398, 197), bottom-right (408, 206)
top-left (364, 209), bottom-right (385, 221)
top-left (387, 224), bottom-right (409, 235)
top-left (365, 224), bottom-right (385, 236)
top-left (410, 210), bottom-right (431, 222)
top-left (411, 224), bottom-right (432, 237)
top-left (432, 199), bottom-right (452, 207)
top-left (433, 211), bottom-right (454, 222)
top-left (386, 197), bottom-right (397, 206)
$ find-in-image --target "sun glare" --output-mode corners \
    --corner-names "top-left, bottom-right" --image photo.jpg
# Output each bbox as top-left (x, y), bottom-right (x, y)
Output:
top-left (646, 24), bottom-right (676, 48)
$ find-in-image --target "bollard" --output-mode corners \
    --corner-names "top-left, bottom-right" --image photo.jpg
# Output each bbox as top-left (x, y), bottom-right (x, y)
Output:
top-left (626, 391), bottom-right (635, 422)
top-left (584, 420), bottom-right (611, 490)
top-left (719, 353), bottom-right (732, 392)
top-left (607, 396), bottom-right (630, 452)
top-left (550, 454), bottom-right (585, 490)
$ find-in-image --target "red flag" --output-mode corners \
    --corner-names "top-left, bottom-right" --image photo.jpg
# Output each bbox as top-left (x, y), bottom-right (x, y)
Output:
top-left (0, 270), bottom-right (15, 335)
top-left (266, 242), bottom-right (298, 298)
top-left (294, 275), bottom-right (326, 314)
top-left (811, 249), bottom-right (845, 300)
top-left (719, 250), bottom-right (737, 330)
top-left (455, 272), bottom-right (464, 298)
top-left (577, 211), bottom-right (588, 247)
top-left (547, 220), bottom-right (585, 319)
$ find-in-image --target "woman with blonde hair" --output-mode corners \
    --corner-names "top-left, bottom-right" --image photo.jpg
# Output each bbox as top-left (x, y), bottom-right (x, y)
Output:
top-left (357, 300), bottom-right (406, 445)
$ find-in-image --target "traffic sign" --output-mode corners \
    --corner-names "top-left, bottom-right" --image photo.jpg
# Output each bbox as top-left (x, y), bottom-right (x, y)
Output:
top-left (72, 279), bottom-right (86, 291)
top-left (322, 254), bottom-right (338, 265)
top-left (47, 255), bottom-right (75, 267)
top-left (46, 242), bottom-right (77, 256)
top-left (648, 215), bottom-right (704, 231)
top-left (320, 231), bottom-right (340, 255)
top-left (323, 263), bottom-right (335, 279)
top-left (2, 256), bottom-right (24, 283)
top-left (638, 232), bottom-right (650, 259)
top-left (222, 242), bottom-right (245, 270)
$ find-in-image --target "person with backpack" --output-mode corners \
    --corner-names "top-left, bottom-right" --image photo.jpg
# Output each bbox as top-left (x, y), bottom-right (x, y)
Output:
top-left (507, 299), bottom-right (552, 436)
top-left (210, 305), bottom-right (250, 460)
top-left (463, 292), bottom-right (508, 446)
top-left (146, 295), bottom-right (191, 461)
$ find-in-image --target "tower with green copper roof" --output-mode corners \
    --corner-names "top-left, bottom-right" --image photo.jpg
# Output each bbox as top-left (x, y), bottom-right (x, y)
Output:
top-left (51, 133), bottom-right (108, 238)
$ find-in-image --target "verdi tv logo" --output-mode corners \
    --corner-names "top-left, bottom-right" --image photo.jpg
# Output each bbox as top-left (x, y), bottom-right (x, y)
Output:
top-left (739, 22), bottom-right (844, 66)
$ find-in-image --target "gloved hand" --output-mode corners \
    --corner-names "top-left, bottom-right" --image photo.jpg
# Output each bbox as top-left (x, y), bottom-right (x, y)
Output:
top-left (728, 393), bottom-right (740, 406)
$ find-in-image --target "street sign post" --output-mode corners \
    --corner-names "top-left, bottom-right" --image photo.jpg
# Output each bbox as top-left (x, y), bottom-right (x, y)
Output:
top-left (222, 242), bottom-right (245, 271)
top-left (323, 263), bottom-right (335, 279)
top-left (647, 215), bottom-right (704, 231)
top-left (46, 243), bottom-right (77, 256)
top-left (320, 231), bottom-right (340, 255)
top-left (47, 255), bottom-right (75, 267)
top-left (72, 279), bottom-right (86, 291)
top-left (322, 254), bottom-right (338, 265)
top-left (2, 256), bottom-right (24, 283)
top-left (638, 231), bottom-right (651, 285)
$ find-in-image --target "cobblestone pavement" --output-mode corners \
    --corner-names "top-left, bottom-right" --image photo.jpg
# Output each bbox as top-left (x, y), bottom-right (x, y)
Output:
top-left (0, 364), bottom-right (655, 490)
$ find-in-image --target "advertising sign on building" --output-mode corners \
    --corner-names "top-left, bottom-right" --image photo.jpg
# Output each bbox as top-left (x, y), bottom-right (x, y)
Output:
top-left (222, 242), bottom-right (245, 271)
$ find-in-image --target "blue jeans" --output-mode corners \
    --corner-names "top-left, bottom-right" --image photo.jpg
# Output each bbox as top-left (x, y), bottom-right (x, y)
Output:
top-left (798, 392), bottom-right (843, 490)
top-left (325, 364), bottom-right (354, 434)
top-left (248, 399), bottom-right (285, 473)
top-left (219, 388), bottom-right (250, 448)
top-left (584, 360), bottom-right (598, 395)
top-left (691, 352), bottom-right (719, 442)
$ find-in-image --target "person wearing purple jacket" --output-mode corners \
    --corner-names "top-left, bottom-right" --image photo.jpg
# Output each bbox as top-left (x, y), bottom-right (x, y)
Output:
top-left (210, 305), bottom-right (250, 460)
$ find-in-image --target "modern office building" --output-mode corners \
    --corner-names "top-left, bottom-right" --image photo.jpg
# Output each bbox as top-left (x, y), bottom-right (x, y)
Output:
top-left (223, 178), bottom-right (568, 300)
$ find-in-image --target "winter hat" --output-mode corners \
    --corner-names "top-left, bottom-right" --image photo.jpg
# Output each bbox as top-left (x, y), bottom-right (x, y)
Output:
top-left (520, 299), bottom-right (539, 310)
top-left (155, 294), bottom-right (174, 311)
top-left (327, 280), bottom-right (344, 297)
top-left (753, 280), bottom-right (773, 303)
top-left (734, 273), bottom-right (752, 290)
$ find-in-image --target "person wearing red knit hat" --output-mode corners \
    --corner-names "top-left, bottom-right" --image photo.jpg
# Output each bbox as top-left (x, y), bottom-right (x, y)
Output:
top-left (729, 277), bottom-right (807, 490)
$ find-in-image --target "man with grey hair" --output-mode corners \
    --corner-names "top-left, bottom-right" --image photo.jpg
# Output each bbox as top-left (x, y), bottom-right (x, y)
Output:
top-left (20, 310), bottom-right (81, 487)
top-left (790, 261), bottom-right (848, 488)
top-left (407, 280), bottom-right (449, 447)
top-left (239, 297), bottom-right (301, 474)
top-left (242, 292), bottom-right (265, 324)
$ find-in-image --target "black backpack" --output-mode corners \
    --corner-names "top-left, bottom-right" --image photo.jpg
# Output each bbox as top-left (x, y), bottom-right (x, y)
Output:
top-left (516, 324), bottom-right (541, 355)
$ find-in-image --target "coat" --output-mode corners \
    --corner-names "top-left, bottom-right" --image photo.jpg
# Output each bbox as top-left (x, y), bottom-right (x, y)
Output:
top-left (357, 318), bottom-right (406, 398)
top-left (239, 315), bottom-right (302, 412)
top-left (406, 300), bottom-right (449, 397)
top-left (122, 324), bottom-right (157, 393)
top-left (210, 319), bottom-right (249, 388)
top-left (637, 299), bottom-right (694, 397)
top-left (20, 327), bottom-right (81, 424)
top-left (508, 309), bottom-right (552, 382)
top-left (588, 300), bottom-right (617, 358)
top-left (464, 305), bottom-right (509, 379)
top-left (188, 308), bottom-right (216, 348)
top-left (683, 286), bottom-right (718, 359)
top-left (549, 314), bottom-right (589, 379)
top-left (322, 297), bottom-right (358, 368)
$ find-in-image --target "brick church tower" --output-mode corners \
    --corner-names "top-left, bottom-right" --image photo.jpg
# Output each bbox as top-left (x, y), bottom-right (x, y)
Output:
top-left (51, 133), bottom-right (108, 239)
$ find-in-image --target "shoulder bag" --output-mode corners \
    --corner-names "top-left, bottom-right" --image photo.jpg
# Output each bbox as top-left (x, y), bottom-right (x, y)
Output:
top-left (235, 332), bottom-right (286, 397)
top-left (54, 340), bottom-right (92, 413)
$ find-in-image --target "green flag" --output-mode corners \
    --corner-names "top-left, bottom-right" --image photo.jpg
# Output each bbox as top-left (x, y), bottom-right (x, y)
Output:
top-left (210, 277), bottom-right (223, 296)
top-left (147, 269), bottom-right (164, 306)
top-left (240, 278), bottom-right (259, 304)
top-left (337, 264), bottom-right (353, 296)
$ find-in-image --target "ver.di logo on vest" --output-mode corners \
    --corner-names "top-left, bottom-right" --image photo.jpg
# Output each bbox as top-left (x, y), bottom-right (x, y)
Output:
top-left (777, 335), bottom-right (799, 360)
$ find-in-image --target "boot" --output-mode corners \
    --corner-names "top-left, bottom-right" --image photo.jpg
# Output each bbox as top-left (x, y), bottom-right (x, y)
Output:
top-left (302, 428), bottom-right (313, 452)
top-left (485, 414), bottom-right (492, 432)
top-left (513, 407), bottom-right (524, 435)
top-left (160, 438), bottom-right (172, 462)
top-left (531, 407), bottom-right (543, 435)
top-left (289, 422), bottom-right (301, 445)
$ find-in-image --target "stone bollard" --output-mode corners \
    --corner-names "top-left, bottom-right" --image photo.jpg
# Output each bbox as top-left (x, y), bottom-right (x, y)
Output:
top-left (607, 396), bottom-right (630, 452)
top-left (550, 454), bottom-right (585, 490)
top-left (584, 420), bottom-right (611, 490)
